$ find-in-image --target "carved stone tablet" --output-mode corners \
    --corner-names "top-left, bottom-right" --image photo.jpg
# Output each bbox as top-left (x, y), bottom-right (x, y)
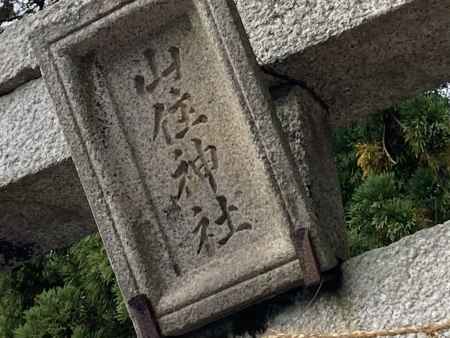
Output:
top-left (33, 0), bottom-right (344, 335)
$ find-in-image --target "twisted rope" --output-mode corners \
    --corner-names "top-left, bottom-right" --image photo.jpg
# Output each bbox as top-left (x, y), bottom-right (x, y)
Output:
top-left (264, 320), bottom-right (450, 338)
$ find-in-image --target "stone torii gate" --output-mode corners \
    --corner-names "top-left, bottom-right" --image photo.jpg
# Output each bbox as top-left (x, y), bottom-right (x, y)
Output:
top-left (1, 0), bottom-right (449, 336)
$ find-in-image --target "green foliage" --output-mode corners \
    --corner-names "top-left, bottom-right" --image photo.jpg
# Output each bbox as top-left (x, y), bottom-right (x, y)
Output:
top-left (0, 235), bottom-right (134, 338)
top-left (347, 174), bottom-right (418, 255)
top-left (14, 286), bottom-right (83, 338)
top-left (334, 90), bottom-right (450, 256)
top-left (333, 126), bottom-right (364, 207)
top-left (399, 93), bottom-right (450, 160)
top-left (1, 85), bottom-right (449, 334)
top-left (0, 274), bottom-right (23, 337)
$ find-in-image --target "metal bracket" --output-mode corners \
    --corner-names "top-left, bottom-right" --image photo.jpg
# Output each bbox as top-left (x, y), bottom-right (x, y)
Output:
top-left (293, 227), bottom-right (321, 287)
top-left (128, 294), bottom-right (162, 338)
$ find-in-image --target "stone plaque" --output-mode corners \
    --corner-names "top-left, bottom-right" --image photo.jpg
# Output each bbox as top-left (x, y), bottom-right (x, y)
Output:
top-left (33, 0), bottom-right (344, 335)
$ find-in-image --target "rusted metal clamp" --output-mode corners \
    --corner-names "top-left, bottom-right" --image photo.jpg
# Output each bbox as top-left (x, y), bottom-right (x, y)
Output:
top-left (128, 294), bottom-right (162, 338)
top-left (293, 227), bottom-right (321, 287)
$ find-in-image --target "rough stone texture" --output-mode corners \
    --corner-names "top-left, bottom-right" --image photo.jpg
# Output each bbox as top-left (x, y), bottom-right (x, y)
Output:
top-left (32, 0), bottom-right (345, 335)
top-left (1, 0), bottom-right (450, 203)
top-left (263, 222), bottom-right (450, 336)
top-left (234, 0), bottom-right (450, 126)
top-left (0, 15), bottom-right (41, 95)
top-left (0, 0), bottom-right (104, 93)
top-left (180, 222), bottom-right (450, 338)
top-left (0, 78), bottom-right (92, 270)
top-left (0, 78), bottom-right (70, 187)
top-left (0, 0), bottom-right (448, 336)
top-left (273, 86), bottom-right (347, 265)
top-left (3, 0), bottom-right (450, 125)
top-left (234, 0), bottom-right (415, 65)
top-left (0, 159), bottom-right (95, 270)
top-left (253, 0), bottom-right (450, 126)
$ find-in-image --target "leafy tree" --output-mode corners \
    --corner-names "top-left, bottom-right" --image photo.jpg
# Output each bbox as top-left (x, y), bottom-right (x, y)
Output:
top-left (346, 174), bottom-right (418, 255)
top-left (334, 90), bottom-right (450, 255)
top-left (0, 235), bottom-right (134, 338)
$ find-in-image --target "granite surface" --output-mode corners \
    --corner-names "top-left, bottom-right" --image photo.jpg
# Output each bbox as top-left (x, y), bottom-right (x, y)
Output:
top-left (2, 0), bottom-right (443, 124)
top-left (0, 78), bottom-right (69, 188)
top-left (32, 0), bottom-right (344, 335)
top-left (182, 222), bottom-right (450, 338)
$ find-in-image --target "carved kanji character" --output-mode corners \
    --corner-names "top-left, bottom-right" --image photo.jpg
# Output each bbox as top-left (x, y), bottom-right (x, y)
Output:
top-left (171, 150), bottom-right (191, 202)
top-left (190, 138), bottom-right (218, 192)
top-left (134, 46), bottom-right (182, 95)
top-left (152, 103), bottom-right (173, 145)
top-left (215, 195), bottom-right (252, 246)
top-left (192, 216), bottom-right (211, 255)
top-left (168, 92), bottom-right (208, 140)
top-left (161, 46), bottom-right (181, 80)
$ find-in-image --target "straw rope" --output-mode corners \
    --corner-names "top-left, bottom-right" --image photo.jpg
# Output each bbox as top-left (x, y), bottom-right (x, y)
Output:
top-left (264, 320), bottom-right (450, 338)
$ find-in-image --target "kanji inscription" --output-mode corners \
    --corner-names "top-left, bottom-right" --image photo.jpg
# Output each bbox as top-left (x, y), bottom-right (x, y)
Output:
top-left (133, 46), bottom-right (253, 256)
top-left (34, 0), bottom-right (340, 334)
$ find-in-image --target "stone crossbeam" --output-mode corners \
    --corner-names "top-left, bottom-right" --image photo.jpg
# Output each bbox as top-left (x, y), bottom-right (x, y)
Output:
top-left (1, 0), bottom-right (450, 268)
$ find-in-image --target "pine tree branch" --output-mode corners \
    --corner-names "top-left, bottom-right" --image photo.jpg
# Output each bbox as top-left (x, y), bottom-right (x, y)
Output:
top-left (382, 124), bottom-right (397, 165)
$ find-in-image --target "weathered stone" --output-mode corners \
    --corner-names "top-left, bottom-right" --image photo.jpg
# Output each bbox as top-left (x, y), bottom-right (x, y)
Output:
top-left (0, 159), bottom-right (94, 270)
top-left (0, 78), bottom-right (94, 270)
top-left (3, 0), bottom-right (449, 125)
top-left (179, 222), bottom-right (450, 338)
top-left (234, 0), bottom-right (415, 65)
top-left (0, 0), bottom-right (112, 94)
top-left (33, 0), bottom-right (344, 335)
top-left (0, 0), bottom-right (445, 290)
top-left (0, 0), bottom-right (441, 191)
top-left (0, 0), bottom-right (448, 336)
top-left (0, 15), bottom-right (41, 95)
top-left (257, 0), bottom-right (450, 126)
top-left (0, 0), bottom-right (447, 241)
top-left (263, 222), bottom-right (450, 336)
top-left (272, 86), bottom-right (347, 264)
top-left (0, 78), bottom-right (70, 188)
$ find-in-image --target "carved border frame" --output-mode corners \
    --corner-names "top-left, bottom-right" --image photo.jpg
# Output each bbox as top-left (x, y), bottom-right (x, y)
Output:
top-left (32, 0), bottom-right (337, 335)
